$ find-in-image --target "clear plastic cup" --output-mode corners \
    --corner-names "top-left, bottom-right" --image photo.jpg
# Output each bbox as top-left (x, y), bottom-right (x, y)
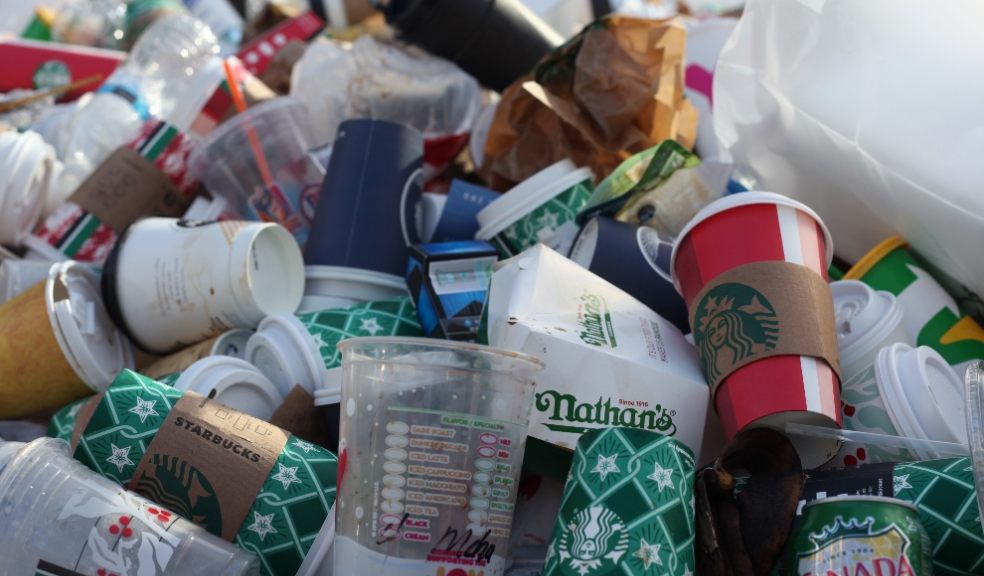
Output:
top-left (190, 97), bottom-right (324, 248)
top-left (0, 437), bottom-right (259, 575)
top-left (334, 337), bottom-right (543, 576)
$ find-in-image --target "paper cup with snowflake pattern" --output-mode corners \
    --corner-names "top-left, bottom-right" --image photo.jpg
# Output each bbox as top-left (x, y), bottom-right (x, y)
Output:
top-left (475, 160), bottom-right (594, 258)
top-left (543, 427), bottom-right (697, 576)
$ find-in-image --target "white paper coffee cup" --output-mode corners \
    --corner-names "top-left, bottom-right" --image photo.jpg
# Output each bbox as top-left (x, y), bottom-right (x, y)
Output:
top-left (103, 218), bottom-right (304, 354)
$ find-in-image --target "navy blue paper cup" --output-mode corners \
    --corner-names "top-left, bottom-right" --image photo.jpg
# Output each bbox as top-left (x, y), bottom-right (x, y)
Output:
top-left (304, 119), bottom-right (423, 276)
top-left (568, 217), bottom-right (690, 333)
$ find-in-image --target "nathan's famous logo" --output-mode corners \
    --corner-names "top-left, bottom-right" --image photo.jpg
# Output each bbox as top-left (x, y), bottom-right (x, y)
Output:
top-left (579, 293), bottom-right (617, 348)
top-left (535, 391), bottom-right (676, 436)
top-left (693, 284), bottom-right (779, 383)
top-left (554, 505), bottom-right (629, 575)
top-left (797, 516), bottom-right (916, 576)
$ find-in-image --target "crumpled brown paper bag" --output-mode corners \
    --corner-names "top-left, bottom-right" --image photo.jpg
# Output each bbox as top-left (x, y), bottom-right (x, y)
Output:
top-left (481, 16), bottom-right (697, 190)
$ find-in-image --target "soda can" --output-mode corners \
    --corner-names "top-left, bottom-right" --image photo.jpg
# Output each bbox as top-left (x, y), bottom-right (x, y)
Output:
top-left (789, 495), bottom-right (932, 576)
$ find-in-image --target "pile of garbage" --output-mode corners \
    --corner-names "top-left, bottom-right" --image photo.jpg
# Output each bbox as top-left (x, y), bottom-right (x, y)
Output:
top-left (0, 0), bottom-right (982, 575)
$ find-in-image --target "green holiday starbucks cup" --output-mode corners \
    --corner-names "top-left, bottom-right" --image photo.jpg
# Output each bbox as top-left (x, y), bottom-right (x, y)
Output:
top-left (68, 370), bottom-right (338, 576)
top-left (245, 297), bottom-right (423, 396)
top-left (47, 396), bottom-right (92, 443)
top-left (543, 427), bottom-right (696, 576)
top-left (845, 236), bottom-right (984, 375)
top-left (476, 159), bottom-right (594, 258)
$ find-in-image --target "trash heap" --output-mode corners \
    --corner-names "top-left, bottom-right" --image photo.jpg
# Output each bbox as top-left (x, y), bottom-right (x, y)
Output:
top-left (0, 0), bottom-right (982, 575)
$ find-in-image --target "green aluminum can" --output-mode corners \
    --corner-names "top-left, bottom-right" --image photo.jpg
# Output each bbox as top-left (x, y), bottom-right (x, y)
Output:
top-left (789, 495), bottom-right (933, 576)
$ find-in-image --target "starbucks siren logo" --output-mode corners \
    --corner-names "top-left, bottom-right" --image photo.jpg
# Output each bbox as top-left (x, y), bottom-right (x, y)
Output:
top-left (556, 505), bottom-right (630, 575)
top-left (693, 283), bottom-right (779, 383)
top-left (33, 60), bottom-right (71, 90)
top-left (579, 293), bottom-right (617, 348)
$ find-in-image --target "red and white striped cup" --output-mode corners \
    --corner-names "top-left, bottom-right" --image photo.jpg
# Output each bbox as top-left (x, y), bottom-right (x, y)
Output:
top-left (672, 191), bottom-right (840, 468)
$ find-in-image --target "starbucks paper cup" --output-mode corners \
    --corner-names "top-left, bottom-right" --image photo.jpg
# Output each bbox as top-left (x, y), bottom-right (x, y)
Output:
top-left (71, 370), bottom-right (339, 576)
top-left (831, 280), bottom-right (910, 381)
top-left (103, 218), bottom-right (304, 354)
top-left (334, 337), bottom-right (542, 575)
top-left (476, 159), bottom-right (593, 258)
top-left (297, 265), bottom-right (407, 314)
top-left (672, 191), bottom-right (840, 468)
top-left (845, 236), bottom-right (984, 377)
top-left (0, 261), bottom-right (133, 419)
top-left (171, 356), bottom-right (284, 421)
top-left (246, 297), bottom-right (424, 396)
top-left (831, 344), bottom-right (966, 468)
top-left (542, 427), bottom-right (696, 576)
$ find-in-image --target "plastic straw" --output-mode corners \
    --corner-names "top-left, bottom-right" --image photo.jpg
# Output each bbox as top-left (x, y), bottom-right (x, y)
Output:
top-left (785, 422), bottom-right (969, 458)
top-left (222, 59), bottom-right (274, 188)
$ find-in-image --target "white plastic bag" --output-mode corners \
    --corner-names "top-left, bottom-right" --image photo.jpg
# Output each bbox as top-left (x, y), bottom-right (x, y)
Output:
top-left (715, 0), bottom-right (984, 296)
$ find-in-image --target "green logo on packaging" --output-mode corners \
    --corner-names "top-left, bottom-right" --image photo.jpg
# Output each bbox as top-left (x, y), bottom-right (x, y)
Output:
top-left (33, 60), bottom-right (70, 90)
top-left (693, 283), bottom-right (778, 383)
top-left (579, 292), bottom-right (617, 348)
top-left (554, 505), bottom-right (630, 575)
top-left (535, 391), bottom-right (677, 436)
top-left (132, 453), bottom-right (223, 535)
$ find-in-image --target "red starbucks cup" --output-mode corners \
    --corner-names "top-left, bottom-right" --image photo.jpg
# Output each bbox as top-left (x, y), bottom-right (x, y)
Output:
top-left (672, 191), bottom-right (841, 468)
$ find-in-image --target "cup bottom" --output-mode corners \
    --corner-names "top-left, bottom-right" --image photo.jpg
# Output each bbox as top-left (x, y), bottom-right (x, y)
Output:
top-left (715, 356), bottom-right (842, 469)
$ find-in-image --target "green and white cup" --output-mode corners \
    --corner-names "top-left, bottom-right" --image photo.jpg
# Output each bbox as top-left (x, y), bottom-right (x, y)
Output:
top-left (476, 159), bottom-right (593, 258)
top-left (71, 370), bottom-right (338, 576)
top-left (297, 265), bottom-right (407, 315)
top-left (48, 396), bottom-right (92, 443)
top-left (828, 343), bottom-right (967, 469)
top-left (543, 427), bottom-right (696, 576)
top-left (245, 297), bottom-right (424, 397)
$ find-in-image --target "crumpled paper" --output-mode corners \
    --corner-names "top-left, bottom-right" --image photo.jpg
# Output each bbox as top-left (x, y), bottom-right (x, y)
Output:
top-left (481, 15), bottom-right (698, 190)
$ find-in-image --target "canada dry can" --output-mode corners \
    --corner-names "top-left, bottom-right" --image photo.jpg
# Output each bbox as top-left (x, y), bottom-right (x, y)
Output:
top-left (789, 495), bottom-right (933, 576)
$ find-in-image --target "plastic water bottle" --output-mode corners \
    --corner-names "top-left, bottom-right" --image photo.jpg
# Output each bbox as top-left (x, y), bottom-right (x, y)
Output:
top-left (0, 437), bottom-right (260, 575)
top-left (100, 12), bottom-right (222, 130)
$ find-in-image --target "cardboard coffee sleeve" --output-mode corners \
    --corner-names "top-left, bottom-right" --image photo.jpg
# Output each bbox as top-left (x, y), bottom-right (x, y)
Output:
top-left (485, 245), bottom-right (710, 458)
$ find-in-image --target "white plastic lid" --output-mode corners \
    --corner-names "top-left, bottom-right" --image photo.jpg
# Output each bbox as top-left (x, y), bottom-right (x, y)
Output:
top-left (173, 356), bottom-right (284, 421)
top-left (475, 160), bottom-right (593, 240)
top-left (670, 191), bottom-right (834, 294)
top-left (0, 131), bottom-right (53, 246)
top-left (876, 344), bottom-right (968, 452)
top-left (45, 261), bottom-right (135, 392)
top-left (245, 313), bottom-right (325, 396)
top-left (568, 217), bottom-right (600, 266)
top-left (212, 329), bottom-right (254, 359)
top-left (830, 280), bottom-right (902, 367)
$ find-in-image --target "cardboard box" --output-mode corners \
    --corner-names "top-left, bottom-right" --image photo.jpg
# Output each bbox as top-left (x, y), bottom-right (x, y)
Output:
top-left (407, 240), bottom-right (498, 341)
top-left (486, 245), bottom-right (711, 458)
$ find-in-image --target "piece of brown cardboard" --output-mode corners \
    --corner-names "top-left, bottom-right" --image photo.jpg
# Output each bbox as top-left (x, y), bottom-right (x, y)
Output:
top-left (269, 385), bottom-right (333, 448)
top-left (129, 392), bottom-right (288, 541)
top-left (689, 261), bottom-right (841, 393)
top-left (69, 147), bottom-right (188, 233)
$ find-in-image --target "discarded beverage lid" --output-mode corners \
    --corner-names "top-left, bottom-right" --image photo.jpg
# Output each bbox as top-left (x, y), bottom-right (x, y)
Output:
top-left (171, 355), bottom-right (285, 421)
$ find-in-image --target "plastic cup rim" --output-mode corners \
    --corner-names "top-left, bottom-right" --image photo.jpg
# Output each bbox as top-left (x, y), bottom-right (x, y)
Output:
top-left (336, 336), bottom-right (545, 371)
